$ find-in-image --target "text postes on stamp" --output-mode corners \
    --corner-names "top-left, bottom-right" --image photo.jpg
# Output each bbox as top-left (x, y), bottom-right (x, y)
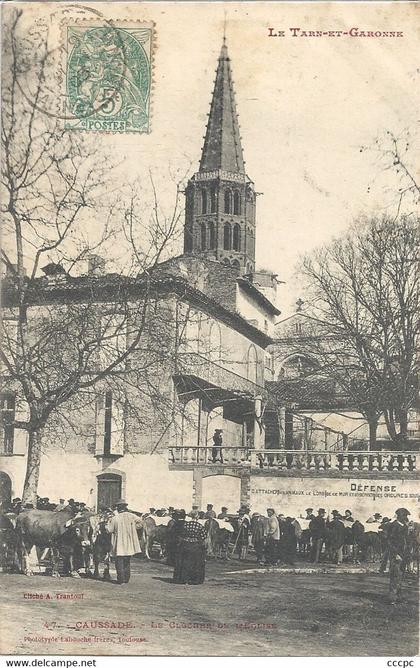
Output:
top-left (65, 23), bottom-right (153, 133)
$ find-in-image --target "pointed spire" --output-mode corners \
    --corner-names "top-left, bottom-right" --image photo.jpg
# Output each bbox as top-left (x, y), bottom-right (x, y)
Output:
top-left (199, 41), bottom-right (245, 174)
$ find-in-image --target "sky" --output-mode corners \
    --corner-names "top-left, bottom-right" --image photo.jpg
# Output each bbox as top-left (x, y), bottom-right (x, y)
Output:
top-left (8, 1), bottom-right (420, 317)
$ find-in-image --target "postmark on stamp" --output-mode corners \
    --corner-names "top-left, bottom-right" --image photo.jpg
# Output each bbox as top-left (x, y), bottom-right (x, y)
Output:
top-left (64, 22), bottom-right (154, 133)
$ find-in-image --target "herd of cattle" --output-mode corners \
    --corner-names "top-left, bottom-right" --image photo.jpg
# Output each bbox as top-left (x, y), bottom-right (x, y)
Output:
top-left (0, 506), bottom-right (419, 578)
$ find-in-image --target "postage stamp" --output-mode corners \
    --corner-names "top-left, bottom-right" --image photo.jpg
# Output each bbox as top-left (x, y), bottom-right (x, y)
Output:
top-left (64, 22), bottom-right (154, 133)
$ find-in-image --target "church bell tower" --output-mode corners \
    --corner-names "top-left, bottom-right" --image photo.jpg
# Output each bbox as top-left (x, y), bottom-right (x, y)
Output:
top-left (183, 40), bottom-right (256, 274)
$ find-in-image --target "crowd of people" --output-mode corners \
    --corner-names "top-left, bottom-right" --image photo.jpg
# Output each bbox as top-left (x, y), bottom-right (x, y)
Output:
top-left (104, 501), bottom-right (418, 605)
top-left (1, 495), bottom-right (418, 605)
top-left (0, 496), bottom-right (88, 514)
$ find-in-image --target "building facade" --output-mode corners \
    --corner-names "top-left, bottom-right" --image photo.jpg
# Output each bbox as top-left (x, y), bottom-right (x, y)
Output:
top-left (1, 42), bottom-right (418, 518)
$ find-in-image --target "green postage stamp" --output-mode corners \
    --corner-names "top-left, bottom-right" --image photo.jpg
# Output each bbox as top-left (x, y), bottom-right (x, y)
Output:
top-left (65, 23), bottom-right (154, 133)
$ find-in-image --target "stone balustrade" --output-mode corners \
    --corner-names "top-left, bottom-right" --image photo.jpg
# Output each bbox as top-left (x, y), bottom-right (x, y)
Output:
top-left (169, 445), bottom-right (250, 467)
top-left (250, 450), bottom-right (417, 473)
top-left (168, 447), bottom-right (418, 473)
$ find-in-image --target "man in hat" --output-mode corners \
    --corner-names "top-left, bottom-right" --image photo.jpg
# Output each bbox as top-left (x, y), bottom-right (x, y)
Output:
top-left (366, 512), bottom-right (382, 526)
top-left (218, 507), bottom-right (229, 520)
top-left (106, 499), bottom-right (142, 584)
top-left (327, 511), bottom-right (345, 564)
top-left (212, 429), bottom-right (224, 463)
top-left (235, 507), bottom-right (251, 560)
top-left (310, 508), bottom-right (326, 563)
top-left (204, 504), bottom-right (216, 519)
top-left (378, 517), bottom-right (392, 574)
top-left (387, 508), bottom-right (410, 604)
top-left (55, 498), bottom-right (66, 512)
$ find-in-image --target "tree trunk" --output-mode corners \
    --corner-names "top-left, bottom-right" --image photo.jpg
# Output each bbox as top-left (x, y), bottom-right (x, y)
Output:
top-left (368, 420), bottom-right (377, 451)
top-left (397, 409), bottom-right (408, 450)
top-left (384, 408), bottom-right (398, 443)
top-left (22, 428), bottom-right (43, 506)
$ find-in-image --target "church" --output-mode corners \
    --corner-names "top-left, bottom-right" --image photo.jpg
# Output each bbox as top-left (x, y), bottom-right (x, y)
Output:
top-left (1, 41), bottom-right (418, 517)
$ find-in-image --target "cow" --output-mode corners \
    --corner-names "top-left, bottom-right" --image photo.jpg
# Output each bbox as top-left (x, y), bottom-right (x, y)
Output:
top-left (205, 518), bottom-right (234, 559)
top-left (358, 530), bottom-right (382, 562)
top-left (138, 515), bottom-right (169, 560)
top-left (16, 508), bottom-right (90, 577)
top-left (298, 529), bottom-right (312, 558)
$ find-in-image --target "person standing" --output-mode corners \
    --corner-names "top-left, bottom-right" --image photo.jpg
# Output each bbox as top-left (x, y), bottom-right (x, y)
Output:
top-left (211, 429), bottom-right (224, 463)
top-left (387, 508), bottom-right (410, 605)
top-left (327, 511), bottom-right (346, 564)
top-left (173, 510), bottom-right (207, 585)
top-left (310, 508), bottom-right (326, 563)
top-left (235, 508), bottom-right (251, 560)
top-left (281, 517), bottom-right (298, 566)
top-left (106, 499), bottom-right (142, 585)
top-left (251, 513), bottom-right (267, 565)
top-left (204, 504), bottom-right (216, 519)
top-left (166, 509), bottom-right (186, 567)
top-left (304, 508), bottom-right (316, 521)
top-left (217, 507), bottom-right (229, 520)
top-left (378, 517), bottom-right (392, 573)
top-left (265, 509), bottom-right (280, 565)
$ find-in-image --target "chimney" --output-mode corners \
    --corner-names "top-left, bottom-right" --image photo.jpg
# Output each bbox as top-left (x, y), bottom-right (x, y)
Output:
top-left (88, 254), bottom-right (106, 276)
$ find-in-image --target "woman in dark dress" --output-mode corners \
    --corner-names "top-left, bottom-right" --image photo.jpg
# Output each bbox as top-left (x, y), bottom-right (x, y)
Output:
top-left (166, 509), bottom-right (186, 567)
top-left (173, 510), bottom-right (207, 585)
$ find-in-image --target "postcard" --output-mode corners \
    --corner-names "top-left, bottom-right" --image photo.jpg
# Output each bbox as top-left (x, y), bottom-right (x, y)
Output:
top-left (0, 1), bottom-right (419, 659)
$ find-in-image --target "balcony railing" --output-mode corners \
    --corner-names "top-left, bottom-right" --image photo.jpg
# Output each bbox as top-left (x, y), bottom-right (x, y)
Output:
top-left (169, 445), bottom-right (250, 467)
top-left (168, 447), bottom-right (418, 473)
top-left (251, 450), bottom-right (417, 473)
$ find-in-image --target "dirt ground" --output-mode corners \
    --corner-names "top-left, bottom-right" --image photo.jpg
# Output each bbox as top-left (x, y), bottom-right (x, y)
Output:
top-left (0, 557), bottom-right (418, 657)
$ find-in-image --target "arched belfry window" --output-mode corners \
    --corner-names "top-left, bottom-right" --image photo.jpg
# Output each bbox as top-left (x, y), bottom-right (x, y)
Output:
top-left (247, 345), bottom-right (258, 384)
top-left (224, 189), bottom-right (232, 214)
top-left (201, 189), bottom-right (208, 214)
top-left (209, 322), bottom-right (223, 364)
top-left (210, 187), bottom-right (217, 213)
top-left (233, 223), bottom-right (241, 251)
top-left (200, 223), bottom-right (207, 250)
top-left (209, 221), bottom-right (216, 250)
top-left (233, 191), bottom-right (241, 215)
top-left (223, 223), bottom-right (232, 250)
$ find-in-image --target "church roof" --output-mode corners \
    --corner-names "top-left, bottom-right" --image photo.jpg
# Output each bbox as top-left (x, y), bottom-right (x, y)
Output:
top-left (199, 40), bottom-right (245, 174)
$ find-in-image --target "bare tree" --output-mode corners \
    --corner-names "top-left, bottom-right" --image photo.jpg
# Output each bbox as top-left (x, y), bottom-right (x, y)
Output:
top-left (1, 10), bottom-right (187, 504)
top-left (297, 214), bottom-right (419, 449)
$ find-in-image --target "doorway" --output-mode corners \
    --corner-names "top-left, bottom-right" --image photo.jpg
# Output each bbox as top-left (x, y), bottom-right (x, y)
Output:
top-left (97, 472), bottom-right (122, 511)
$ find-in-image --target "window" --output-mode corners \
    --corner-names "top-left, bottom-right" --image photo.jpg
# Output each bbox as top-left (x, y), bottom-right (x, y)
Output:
top-left (0, 394), bottom-right (15, 455)
top-left (201, 189), bottom-right (208, 214)
top-left (224, 189), bottom-right (232, 214)
top-left (210, 187), bottom-right (217, 213)
top-left (231, 259), bottom-right (240, 271)
top-left (208, 222), bottom-right (216, 250)
top-left (223, 223), bottom-right (232, 250)
top-left (233, 223), bottom-right (241, 251)
top-left (295, 322), bottom-right (303, 335)
top-left (233, 191), bottom-right (241, 215)
top-left (200, 222), bottom-right (207, 251)
top-left (209, 322), bottom-right (222, 364)
top-left (96, 391), bottom-right (124, 457)
top-left (247, 345), bottom-right (258, 384)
